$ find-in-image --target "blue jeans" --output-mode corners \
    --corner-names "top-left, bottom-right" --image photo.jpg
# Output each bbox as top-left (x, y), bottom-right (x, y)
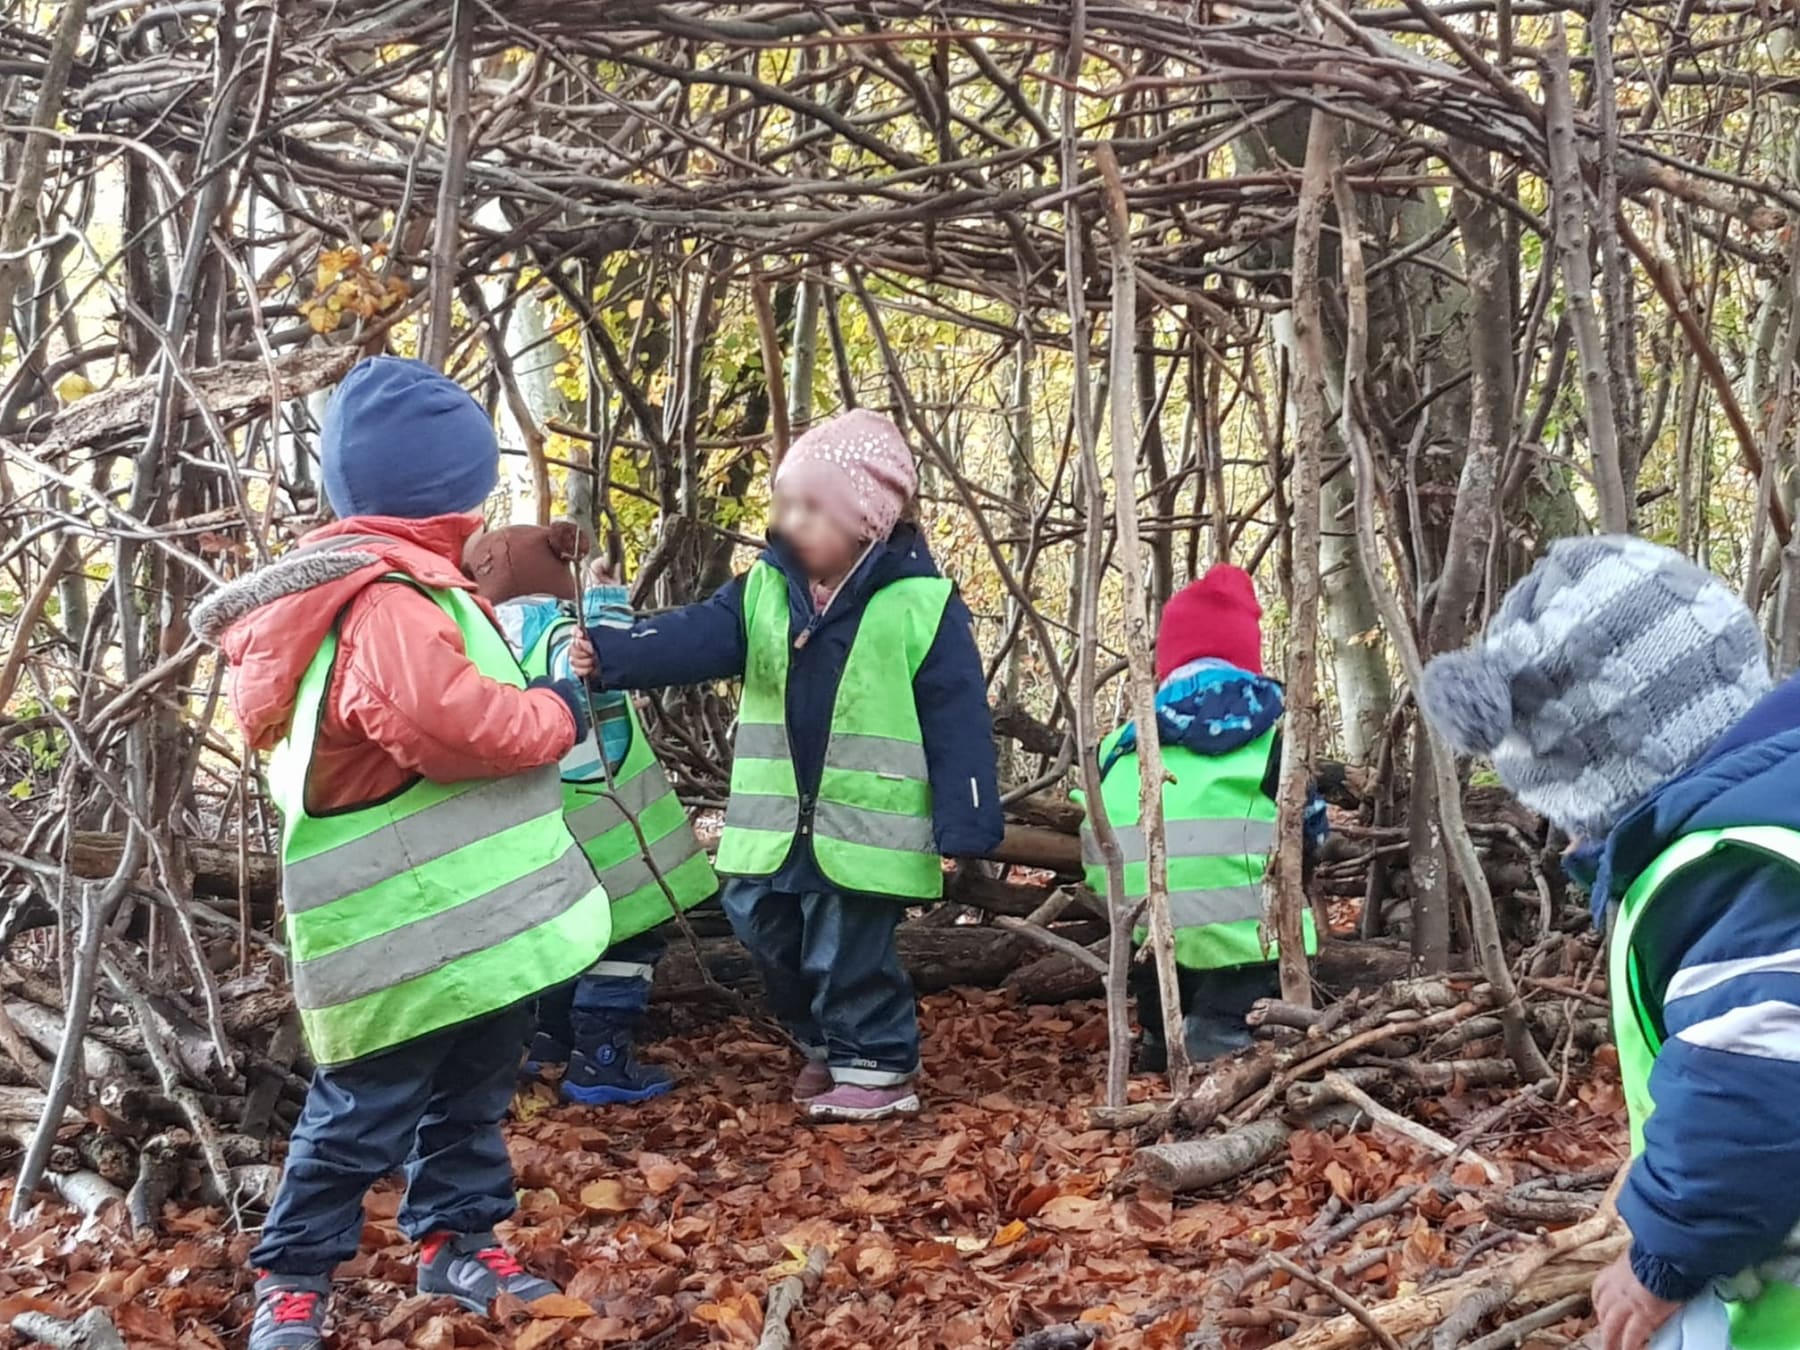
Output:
top-left (535, 930), bottom-right (666, 1045)
top-left (720, 879), bottom-right (917, 1086)
top-left (250, 1002), bottom-right (529, 1275)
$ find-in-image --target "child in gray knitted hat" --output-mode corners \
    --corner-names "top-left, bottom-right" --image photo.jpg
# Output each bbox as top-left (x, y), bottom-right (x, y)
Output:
top-left (1421, 534), bottom-right (1800, 1350)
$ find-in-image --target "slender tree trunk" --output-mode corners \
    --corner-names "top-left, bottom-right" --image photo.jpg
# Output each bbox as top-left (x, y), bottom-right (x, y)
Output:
top-left (1544, 17), bottom-right (1630, 534)
top-left (0, 0), bottom-right (91, 326)
top-left (1061, 0), bottom-right (1147, 1108)
top-left (1097, 144), bottom-right (1192, 1092)
top-left (1319, 470), bottom-right (1392, 767)
top-left (425, 0), bottom-right (474, 367)
top-left (788, 275), bottom-right (823, 433)
top-left (1267, 110), bottom-right (1336, 1010)
top-left (1333, 168), bottom-right (1551, 1083)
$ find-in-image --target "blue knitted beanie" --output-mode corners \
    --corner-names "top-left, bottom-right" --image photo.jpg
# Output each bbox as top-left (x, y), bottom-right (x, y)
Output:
top-left (320, 356), bottom-right (498, 519)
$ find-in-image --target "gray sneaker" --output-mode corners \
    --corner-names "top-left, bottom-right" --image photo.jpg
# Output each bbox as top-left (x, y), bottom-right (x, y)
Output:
top-left (417, 1230), bottom-right (561, 1313)
top-left (248, 1273), bottom-right (330, 1350)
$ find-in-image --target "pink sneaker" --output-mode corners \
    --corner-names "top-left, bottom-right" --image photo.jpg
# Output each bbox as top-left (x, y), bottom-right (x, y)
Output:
top-left (792, 1061), bottom-right (833, 1103)
top-left (805, 1083), bottom-right (921, 1121)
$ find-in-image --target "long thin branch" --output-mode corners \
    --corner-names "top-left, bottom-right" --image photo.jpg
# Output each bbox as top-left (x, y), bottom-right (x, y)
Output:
top-left (425, 0), bottom-right (475, 366)
top-left (0, 0), bottom-right (92, 326)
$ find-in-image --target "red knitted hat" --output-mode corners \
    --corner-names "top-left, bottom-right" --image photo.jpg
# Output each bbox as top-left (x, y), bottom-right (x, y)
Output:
top-left (1155, 564), bottom-right (1264, 680)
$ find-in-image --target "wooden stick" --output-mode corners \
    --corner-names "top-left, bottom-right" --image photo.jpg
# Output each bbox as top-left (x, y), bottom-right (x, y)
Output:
top-left (1461, 1293), bottom-right (1589, 1350)
top-left (1321, 1071), bottom-right (1501, 1181)
top-left (10, 1309), bottom-right (127, 1350)
top-left (756, 1247), bottom-right (829, 1350)
top-left (1262, 1251), bottom-right (1405, 1350)
top-left (1095, 141), bottom-right (1191, 1095)
top-left (994, 916), bottom-right (1107, 973)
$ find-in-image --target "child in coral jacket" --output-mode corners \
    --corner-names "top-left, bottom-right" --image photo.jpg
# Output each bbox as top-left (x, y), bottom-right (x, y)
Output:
top-left (194, 358), bottom-right (607, 1350)
top-left (574, 411), bottom-right (1003, 1121)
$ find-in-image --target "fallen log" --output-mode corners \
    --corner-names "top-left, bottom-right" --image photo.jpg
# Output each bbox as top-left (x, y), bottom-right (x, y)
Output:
top-left (0, 1086), bottom-right (84, 1128)
top-left (47, 1168), bottom-right (124, 1223)
top-left (63, 832), bottom-right (280, 904)
top-left (1137, 1116), bottom-right (1296, 1193)
top-left (1005, 949), bottom-right (1104, 1005)
top-left (58, 822), bottom-right (1085, 906)
top-left (1004, 792), bottom-right (1085, 836)
top-left (1313, 940), bottom-right (1420, 994)
top-left (4, 1001), bottom-right (131, 1082)
top-left (654, 926), bottom-right (1052, 1002)
top-left (945, 868), bottom-right (1063, 918)
top-left (127, 1129), bottom-right (189, 1234)
top-left (989, 824), bottom-right (1083, 875)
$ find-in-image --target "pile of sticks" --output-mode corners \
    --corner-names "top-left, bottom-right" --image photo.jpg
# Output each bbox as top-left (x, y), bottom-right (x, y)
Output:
top-left (0, 957), bottom-right (300, 1235)
top-left (1080, 962), bottom-right (1618, 1349)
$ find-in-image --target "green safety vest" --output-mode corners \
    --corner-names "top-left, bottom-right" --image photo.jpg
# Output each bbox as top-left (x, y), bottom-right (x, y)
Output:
top-left (268, 578), bottom-right (612, 1066)
top-left (716, 560), bottom-right (951, 900)
top-left (1075, 727), bottom-right (1317, 971)
top-left (1612, 826), bottom-right (1800, 1349)
top-left (521, 615), bottom-right (717, 947)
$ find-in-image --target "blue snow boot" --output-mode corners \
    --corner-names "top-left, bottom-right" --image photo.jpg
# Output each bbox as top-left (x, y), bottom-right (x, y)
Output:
top-left (562, 1027), bottom-right (675, 1106)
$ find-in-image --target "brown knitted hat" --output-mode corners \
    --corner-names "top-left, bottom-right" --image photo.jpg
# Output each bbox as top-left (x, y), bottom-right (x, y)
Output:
top-left (463, 521), bottom-right (589, 604)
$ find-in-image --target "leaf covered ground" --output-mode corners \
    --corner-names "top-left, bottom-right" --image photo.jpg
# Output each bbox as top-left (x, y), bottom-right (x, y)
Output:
top-left (0, 990), bottom-right (1625, 1349)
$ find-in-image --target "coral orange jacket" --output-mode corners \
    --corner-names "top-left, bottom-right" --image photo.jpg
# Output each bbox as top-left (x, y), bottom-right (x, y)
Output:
top-left (194, 513), bottom-right (576, 813)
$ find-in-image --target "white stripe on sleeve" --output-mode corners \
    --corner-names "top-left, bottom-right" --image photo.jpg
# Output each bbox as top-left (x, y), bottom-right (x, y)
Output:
top-left (1667, 948), bottom-right (1800, 1006)
top-left (1676, 1000), bottom-right (1800, 1063)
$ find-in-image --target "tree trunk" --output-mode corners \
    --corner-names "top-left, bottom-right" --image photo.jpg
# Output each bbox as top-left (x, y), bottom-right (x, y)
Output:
top-left (1319, 469), bottom-right (1392, 767)
top-left (1269, 108), bottom-right (1334, 1010)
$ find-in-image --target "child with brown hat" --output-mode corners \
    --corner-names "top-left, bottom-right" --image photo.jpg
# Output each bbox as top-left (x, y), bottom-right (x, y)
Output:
top-left (464, 522), bottom-right (717, 1107)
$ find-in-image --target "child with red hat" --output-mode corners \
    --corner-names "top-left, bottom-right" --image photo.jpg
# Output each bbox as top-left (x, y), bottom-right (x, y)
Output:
top-left (1076, 564), bottom-right (1327, 1070)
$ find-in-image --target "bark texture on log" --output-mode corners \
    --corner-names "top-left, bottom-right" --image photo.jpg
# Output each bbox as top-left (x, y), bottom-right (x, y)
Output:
top-left (1137, 1117), bottom-right (1296, 1192)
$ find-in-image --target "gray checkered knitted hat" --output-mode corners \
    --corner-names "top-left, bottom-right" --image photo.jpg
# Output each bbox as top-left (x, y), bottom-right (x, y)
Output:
top-left (1419, 535), bottom-right (1771, 840)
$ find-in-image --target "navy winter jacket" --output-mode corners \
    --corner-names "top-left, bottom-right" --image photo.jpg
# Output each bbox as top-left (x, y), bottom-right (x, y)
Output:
top-left (1590, 673), bottom-right (1800, 1302)
top-left (587, 524), bottom-right (1004, 896)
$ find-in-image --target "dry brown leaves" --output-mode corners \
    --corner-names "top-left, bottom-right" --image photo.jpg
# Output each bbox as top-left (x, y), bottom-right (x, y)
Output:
top-left (0, 990), bottom-right (1627, 1349)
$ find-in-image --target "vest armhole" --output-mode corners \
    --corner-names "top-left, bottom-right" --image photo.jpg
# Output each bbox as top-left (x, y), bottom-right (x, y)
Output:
top-left (1629, 839), bottom-right (1800, 1045)
top-left (1260, 730), bottom-right (1283, 805)
top-left (302, 577), bottom-right (447, 820)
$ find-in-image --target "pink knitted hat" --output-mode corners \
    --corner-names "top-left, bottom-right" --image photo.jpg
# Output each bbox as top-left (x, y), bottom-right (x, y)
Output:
top-left (774, 409), bottom-right (918, 542)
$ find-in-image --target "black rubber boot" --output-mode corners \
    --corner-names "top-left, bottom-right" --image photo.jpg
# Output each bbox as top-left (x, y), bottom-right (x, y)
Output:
top-left (1130, 962), bottom-right (1167, 1073)
top-left (1182, 964), bottom-right (1280, 1066)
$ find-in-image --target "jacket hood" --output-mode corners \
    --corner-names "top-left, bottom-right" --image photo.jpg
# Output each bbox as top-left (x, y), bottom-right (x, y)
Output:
top-left (1592, 672), bottom-right (1800, 918)
top-left (192, 514), bottom-right (484, 750)
top-left (1102, 659), bottom-right (1285, 776)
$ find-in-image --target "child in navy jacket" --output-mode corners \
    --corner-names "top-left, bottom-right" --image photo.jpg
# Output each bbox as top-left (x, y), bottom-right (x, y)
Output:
top-left (1420, 536), bottom-right (1800, 1350)
top-left (574, 410), bottom-right (1002, 1120)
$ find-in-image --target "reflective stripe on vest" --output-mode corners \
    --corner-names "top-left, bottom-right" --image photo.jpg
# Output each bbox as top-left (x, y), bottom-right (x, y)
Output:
top-left (1613, 825), bottom-right (1800, 1349)
top-left (716, 560), bottom-right (951, 899)
top-left (268, 578), bottom-right (610, 1066)
top-left (1076, 727), bottom-right (1317, 972)
top-left (521, 617), bottom-right (717, 946)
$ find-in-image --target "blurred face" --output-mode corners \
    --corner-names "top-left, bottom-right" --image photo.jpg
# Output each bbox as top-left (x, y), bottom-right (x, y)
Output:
top-left (775, 485), bottom-right (863, 582)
